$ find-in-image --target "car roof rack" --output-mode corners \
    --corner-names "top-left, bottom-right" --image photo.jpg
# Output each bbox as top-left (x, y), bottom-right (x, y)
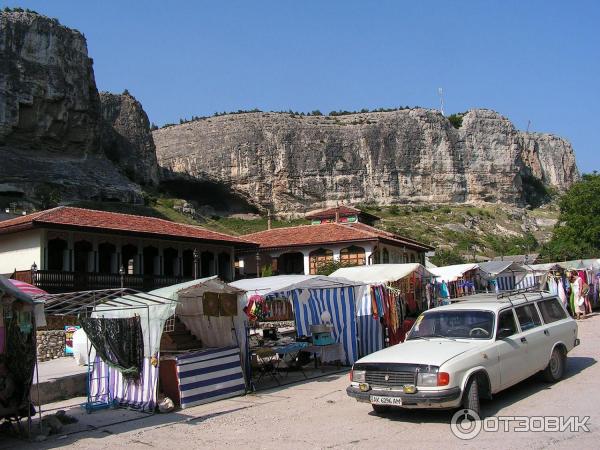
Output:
top-left (496, 285), bottom-right (552, 307)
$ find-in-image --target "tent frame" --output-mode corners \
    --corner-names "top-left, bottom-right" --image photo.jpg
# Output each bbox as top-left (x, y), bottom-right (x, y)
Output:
top-left (33, 288), bottom-right (177, 415)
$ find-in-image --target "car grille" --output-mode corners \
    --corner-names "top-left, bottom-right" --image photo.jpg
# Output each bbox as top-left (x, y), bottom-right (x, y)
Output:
top-left (365, 371), bottom-right (416, 387)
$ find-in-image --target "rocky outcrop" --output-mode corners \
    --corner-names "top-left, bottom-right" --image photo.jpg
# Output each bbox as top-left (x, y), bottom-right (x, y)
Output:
top-left (100, 92), bottom-right (160, 186)
top-left (0, 10), bottom-right (142, 204)
top-left (519, 132), bottom-right (579, 192)
top-left (154, 109), bottom-right (579, 214)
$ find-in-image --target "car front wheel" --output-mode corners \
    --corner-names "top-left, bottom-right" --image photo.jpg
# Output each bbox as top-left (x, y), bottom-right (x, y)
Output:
top-left (462, 378), bottom-right (480, 417)
top-left (543, 347), bottom-right (565, 382)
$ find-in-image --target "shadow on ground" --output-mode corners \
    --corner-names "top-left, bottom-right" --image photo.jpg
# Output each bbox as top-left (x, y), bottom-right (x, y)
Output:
top-left (368, 355), bottom-right (596, 424)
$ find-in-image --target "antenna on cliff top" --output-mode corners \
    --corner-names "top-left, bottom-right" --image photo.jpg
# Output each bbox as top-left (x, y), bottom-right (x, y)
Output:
top-left (438, 88), bottom-right (445, 116)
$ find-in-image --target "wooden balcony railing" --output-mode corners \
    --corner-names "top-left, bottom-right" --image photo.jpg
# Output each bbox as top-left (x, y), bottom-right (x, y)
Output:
top-left (15, 270), bottom-right (193, 294)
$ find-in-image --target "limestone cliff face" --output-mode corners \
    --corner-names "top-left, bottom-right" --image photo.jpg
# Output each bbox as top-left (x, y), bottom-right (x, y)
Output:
top-left (519, 132), bottom-right (579, 191)
top-left (154, 109), bottom-right (579, 214)
top-left (100, 92), bottom-right (160, 186)
top-left (0, 11), bottom-right (142, 203)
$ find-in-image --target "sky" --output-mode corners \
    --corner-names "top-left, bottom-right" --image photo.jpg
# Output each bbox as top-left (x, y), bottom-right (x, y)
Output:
top-left (4, 0), bottom-right (599, 172)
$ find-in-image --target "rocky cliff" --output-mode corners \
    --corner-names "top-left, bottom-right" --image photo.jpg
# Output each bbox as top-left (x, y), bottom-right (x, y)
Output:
top-left (0, 11), bottom-right (148, 205)
top-left (154, 109), bottom-right (579, 214)
top-left (100, 92), bottom-right (160, 186)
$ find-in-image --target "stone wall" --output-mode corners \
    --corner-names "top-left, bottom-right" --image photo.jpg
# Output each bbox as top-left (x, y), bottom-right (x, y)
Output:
top-left (37, 330), bottom-right (66, 361)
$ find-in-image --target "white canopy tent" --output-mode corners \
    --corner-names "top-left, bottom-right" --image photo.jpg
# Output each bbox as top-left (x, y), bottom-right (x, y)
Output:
top-left (231, 275), bottom-right (365, 365)
top-left (230, 274), bottom-right (363, 294)
top-left (330, 264), bottom-right (434, 357)
top-left (429, 263), bottom-right (479, 283)
top-left (329, 263), bottom-right (433, 284)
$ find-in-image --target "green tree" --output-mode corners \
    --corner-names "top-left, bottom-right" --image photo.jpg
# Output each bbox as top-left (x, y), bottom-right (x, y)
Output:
top-left (429, 249), bottom-right (466, 266)
top-left (540, 174), bottom-right (600, 260)
top-left (315, 260), bottom-right (359, 276)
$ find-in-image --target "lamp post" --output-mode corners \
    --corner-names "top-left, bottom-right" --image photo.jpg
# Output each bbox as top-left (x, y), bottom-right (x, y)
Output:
top-left (119, 265), bottom-right (125, 289)
top-left (30, 262), bottom-right (38, 286)
top-left (193, 248), bottom-right (199, 280)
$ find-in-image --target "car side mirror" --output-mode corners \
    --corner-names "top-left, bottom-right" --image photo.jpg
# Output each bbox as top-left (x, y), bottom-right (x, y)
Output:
top-left (497, 328), bottom-right (513, 340)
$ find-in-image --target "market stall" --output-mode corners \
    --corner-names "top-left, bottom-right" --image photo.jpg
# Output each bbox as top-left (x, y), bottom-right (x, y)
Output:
top-left (158, 278), bottom-right (247, 409)
top-left (477, 261), bottom-right (529, 292)
top-left (230, 275), bottom-right (363, 384)
top-left (429, 263), bottom-right (479, 300)
top-left (0, 276), bottom-right (45, 424)
top-left (38, 287), bottom-right (177, 413)
top-left (329, 264), bottom-right (434, 357)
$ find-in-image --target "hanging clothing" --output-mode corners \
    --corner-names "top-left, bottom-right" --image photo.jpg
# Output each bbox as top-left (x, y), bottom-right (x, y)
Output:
top-left (79, 316), bottom-right (144, 381)
top-left (557, 279), bottom-right (568, 308)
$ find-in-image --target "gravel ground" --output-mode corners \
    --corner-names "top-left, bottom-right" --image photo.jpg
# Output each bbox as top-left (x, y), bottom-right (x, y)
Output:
top-left (6, 314), bottom-right (600, 449)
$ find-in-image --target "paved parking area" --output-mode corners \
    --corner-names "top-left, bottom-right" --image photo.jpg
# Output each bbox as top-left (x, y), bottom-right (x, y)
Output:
top-left (5, 314), bottom-right (599, 449)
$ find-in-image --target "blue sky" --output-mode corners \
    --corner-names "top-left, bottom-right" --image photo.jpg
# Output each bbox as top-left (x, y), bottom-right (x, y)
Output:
top-left (5, 0), bottom-right (599, 172)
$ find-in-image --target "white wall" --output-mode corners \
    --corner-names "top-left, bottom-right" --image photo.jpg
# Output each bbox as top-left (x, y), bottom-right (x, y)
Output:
top-left (0, 229), bottom-right (42, 274)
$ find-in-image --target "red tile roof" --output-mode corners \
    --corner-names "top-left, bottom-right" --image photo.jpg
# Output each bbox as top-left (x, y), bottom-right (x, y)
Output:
top-left (243, 222), bottom-right (433, 251)
top-left (305, 206), bottom-right (380, 221)
top-left (0, 206), bottom-right (256, 247)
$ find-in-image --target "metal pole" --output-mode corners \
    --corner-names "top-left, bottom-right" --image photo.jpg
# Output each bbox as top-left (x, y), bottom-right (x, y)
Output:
top-left (193, 248), bottom-right (199, 280)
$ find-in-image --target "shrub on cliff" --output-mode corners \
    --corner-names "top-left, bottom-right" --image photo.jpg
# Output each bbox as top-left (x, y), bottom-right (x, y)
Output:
top-left (447, 113), bottom-right (463, 129)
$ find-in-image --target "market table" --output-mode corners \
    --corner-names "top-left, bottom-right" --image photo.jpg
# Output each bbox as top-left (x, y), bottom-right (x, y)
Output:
top-left (300, 343), bottom-right (345, 369)
top-left (272, 342), bottom-right (309, 379)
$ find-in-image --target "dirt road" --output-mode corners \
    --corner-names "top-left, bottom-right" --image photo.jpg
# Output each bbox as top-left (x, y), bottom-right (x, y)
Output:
top-left (10, 314), bottom-right (600, 449)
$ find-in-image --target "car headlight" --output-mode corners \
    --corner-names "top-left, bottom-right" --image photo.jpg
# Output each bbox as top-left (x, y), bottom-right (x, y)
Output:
top-left (351, 370), bottom-right (366, 383)
top-left (417, 372), bottom-right (438, 387)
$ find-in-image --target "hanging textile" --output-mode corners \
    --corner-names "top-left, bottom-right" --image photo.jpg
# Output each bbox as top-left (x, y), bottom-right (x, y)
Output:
top-left (79, 316), bottom-right (144, 381)
top-left (89, 356), bottom-right (158, 411)
top-left (355, 289), bottom-right (379, 356)
top-left (290, 287), bottom-right (358, 364)
top-left (1, 313), bottom-right (36, 413)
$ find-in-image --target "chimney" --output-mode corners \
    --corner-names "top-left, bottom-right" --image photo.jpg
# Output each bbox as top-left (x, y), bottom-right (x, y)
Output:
top-left (335, 202), bottom-right (340, 223)
top-left (267, 209), bottom-right (272, 230)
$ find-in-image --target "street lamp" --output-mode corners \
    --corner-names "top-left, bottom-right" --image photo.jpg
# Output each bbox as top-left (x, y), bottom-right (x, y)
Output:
top-left (193, 248), bottom-right (199, 279)
top-left (119, 265), bottom-right (125, 289)
top-left (31, 262), bottom-right (38, 285)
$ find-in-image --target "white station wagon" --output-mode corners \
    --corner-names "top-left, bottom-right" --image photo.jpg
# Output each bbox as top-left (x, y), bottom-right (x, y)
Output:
top-left (347, 292), bottom-right (579, 416)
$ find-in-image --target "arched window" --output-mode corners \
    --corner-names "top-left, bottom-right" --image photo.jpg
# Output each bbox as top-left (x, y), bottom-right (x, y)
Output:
top-left (122, 244), bottom-right (138, 274)
top-left (182, 249), bottom-right (194, 278)
top-left (163, 247), bottom-right (178, 276)
top-left (47, 238), bottom-right (68, 271)
top-left (382, 248), bottom-right (390, 264)
top-left (373, 248), bottom-right (380, 264)
top-left (143, 246), bottom-right (159, 275)
top-left (98, 242), bottom-right (116, 273)
top-left (201, 251), bottom-right (215, 277)
top-left (74, 240), bottom-right (93, 273)
top-left (340, 245), bottom-right (366, 267)
top-left (218, 252), bottom-right (231, 281)
top-left (278, 252), bottom-right (304, 274)
top-left (309, 248), bottom-right (333, 275)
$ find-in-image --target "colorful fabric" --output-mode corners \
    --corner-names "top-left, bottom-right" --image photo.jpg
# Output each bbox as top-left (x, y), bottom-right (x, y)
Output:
top-left (89, 356), bottom-right (158, 411)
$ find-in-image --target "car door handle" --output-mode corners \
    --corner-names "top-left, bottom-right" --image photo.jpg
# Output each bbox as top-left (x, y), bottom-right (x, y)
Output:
top-left (520, 337), bottom-right (527, 343)
top-left (544, 329), bottom-right (550, 336)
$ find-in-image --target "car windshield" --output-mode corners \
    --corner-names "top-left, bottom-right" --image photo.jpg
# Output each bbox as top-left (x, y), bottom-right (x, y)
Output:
top-left (407, 310), bottom-right (495, 340)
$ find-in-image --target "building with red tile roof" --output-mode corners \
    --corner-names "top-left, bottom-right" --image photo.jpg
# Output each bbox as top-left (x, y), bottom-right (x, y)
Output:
top-left (237, 214), bottom-right (433, 276)
top-left (0, 206), bottom-right (257, 291)
top-left (305, 206), bottom-right (380, 226)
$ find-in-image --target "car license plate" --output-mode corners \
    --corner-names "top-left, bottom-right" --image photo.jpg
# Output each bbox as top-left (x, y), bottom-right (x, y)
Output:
top-left (370, 395), bottom-right (402, 406)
